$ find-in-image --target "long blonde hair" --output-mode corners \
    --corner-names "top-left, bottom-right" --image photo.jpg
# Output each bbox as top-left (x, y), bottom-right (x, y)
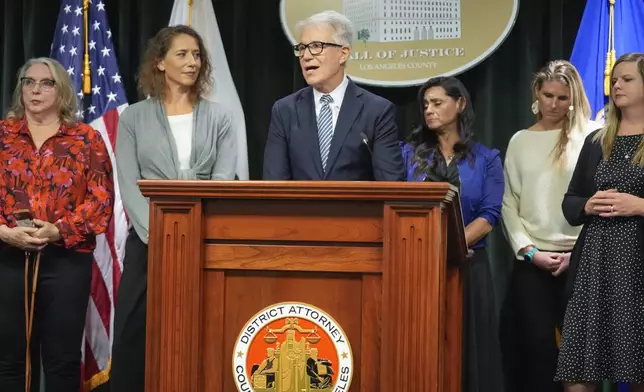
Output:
top-left (531, 60), bottom-right (591, 164)
top-left (5, 57), bottom-right (78, 125)
top-left (593, 52), bottom-right (644, 166)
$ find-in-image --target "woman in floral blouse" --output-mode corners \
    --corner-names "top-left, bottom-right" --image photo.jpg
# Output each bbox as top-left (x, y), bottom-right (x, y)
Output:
top-left (0, 57), bottom-right (113, 392)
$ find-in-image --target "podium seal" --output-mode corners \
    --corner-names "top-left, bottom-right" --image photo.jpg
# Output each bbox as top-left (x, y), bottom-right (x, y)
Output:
top-left (233, 302), bottom-right (354, 391)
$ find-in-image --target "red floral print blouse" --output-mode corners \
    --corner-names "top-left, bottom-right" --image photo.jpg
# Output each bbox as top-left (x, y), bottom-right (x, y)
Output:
top-left (0, 119), bottom-right (114, 252)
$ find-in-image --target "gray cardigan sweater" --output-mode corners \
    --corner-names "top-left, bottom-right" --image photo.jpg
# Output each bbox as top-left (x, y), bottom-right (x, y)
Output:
top-left (115, 98), bottom-right (237, 244)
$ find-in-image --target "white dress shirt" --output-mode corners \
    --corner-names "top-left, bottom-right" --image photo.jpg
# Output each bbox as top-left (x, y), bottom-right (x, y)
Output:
top-left (167, 112), bottom-right (193, 170)
top-left (312, 75), bottom-right (349, 132)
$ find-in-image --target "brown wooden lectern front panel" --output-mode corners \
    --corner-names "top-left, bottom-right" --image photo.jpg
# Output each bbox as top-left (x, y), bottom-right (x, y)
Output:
top-left (140, 181), bottom-right (466, 392)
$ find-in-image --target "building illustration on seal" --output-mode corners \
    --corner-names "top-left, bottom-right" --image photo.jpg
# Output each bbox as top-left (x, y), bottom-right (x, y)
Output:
top-left (248, 318), bottom-right (336, 392)
top-left (343, 0), bottom-right (462, 42)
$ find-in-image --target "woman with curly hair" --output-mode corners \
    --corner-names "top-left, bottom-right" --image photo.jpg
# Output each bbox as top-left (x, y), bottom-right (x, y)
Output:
top-left (110, 25), bottom-right (237, 391)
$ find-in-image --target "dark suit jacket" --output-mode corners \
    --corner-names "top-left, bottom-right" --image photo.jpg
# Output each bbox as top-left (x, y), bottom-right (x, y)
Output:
top-left (262, 80), bottom-right (405, 181)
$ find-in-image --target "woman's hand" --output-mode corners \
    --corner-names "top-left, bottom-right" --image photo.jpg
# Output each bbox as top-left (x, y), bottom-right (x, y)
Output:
top-left (532, 251), bottom-right (561, 272)
top-left (584, 189), bottom-right (617, 215)
top-left (0, 225), bottom-right (48, 251)
top-left (31, 219), bottom-right (61, 243)
top-left (594, 191), bottom-right (644, 218)
top-left (552, 252), bottom-right (570, 277)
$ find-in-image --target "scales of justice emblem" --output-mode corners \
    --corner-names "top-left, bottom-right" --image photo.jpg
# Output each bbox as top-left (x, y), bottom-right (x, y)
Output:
top-left (233, 303), bottom-right (353, 392)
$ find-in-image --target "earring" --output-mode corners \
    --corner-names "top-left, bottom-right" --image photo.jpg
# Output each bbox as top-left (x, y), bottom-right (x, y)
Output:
top-left (531, 100), bottom-right (539, 115)
top-left (567, 105), bottom-right (574, 118)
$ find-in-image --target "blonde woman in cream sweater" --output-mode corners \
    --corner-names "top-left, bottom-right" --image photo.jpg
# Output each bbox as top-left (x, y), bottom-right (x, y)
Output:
top-left (500, 60), bottom-right (600, 392)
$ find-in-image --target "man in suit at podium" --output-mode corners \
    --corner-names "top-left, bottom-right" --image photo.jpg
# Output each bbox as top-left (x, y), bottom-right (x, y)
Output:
top-left (263, 10), bottom-right (405, 181)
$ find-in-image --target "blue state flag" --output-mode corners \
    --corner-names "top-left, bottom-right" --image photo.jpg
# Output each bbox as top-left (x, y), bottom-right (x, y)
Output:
top-left (570, 0), bottom-right (644, 120)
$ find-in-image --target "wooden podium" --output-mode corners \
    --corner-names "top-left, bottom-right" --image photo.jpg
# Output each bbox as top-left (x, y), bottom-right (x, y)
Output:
top-left (139, 180), bottom-right (466, 392)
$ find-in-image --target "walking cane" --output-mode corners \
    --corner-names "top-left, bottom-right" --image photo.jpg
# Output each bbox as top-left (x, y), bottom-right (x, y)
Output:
top-left (24, 250), bottom-right (41, 392)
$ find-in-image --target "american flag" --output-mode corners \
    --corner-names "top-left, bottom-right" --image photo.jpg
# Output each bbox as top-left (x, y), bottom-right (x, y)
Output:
top-left (50, 0), bottom-right (128, 390)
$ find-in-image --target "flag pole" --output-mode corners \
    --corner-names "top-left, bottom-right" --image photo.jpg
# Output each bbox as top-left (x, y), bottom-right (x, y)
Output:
top-left (603, 0), bottom-right (616, 96)
top-left (188, 0), bottom-right (194, 27)
top-left (83, 0), bottom-right (91, 94)
top-left (602, 3), bottom-right (616, 390)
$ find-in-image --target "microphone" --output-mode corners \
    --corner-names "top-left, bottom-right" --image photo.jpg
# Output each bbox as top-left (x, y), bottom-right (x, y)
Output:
top-left (360, 132), bottom-right (383, 180)
top-left (360, 132), bottom-right (374, 156)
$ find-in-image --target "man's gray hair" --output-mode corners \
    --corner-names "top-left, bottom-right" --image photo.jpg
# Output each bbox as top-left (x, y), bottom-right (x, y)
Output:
top-left (295, 10), bottom-right (354, 48)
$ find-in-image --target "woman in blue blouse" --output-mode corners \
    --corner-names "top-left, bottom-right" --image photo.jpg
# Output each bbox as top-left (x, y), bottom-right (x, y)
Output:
top-left (401, 76), bottom-right (505, 392)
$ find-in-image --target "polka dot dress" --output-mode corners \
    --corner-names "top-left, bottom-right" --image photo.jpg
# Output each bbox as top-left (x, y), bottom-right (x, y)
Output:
top-left (555, 134), bottom-right (644, 383)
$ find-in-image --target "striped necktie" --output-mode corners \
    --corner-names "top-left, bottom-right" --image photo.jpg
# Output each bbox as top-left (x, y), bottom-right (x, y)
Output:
top-left (317, 94), bottom-right (334, 172)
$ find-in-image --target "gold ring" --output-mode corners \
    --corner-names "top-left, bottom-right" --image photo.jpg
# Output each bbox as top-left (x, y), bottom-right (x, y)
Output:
top-left (611, 205), bottom-right (615, 212)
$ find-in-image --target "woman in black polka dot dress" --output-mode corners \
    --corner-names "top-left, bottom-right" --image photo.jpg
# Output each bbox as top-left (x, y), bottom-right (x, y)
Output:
top-left (555, 53), bottom-right (644, 392)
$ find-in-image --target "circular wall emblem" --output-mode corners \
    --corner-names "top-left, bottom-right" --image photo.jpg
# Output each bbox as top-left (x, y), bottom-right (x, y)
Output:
top-left (279, 0), bottom-right (519, 87)
top-left (233, 302), bottom-right (353, 392)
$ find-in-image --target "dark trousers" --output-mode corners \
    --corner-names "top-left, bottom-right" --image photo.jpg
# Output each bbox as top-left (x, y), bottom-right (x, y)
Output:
top-left (462, 248), bottom-right (505, 392)
top-left (110, 230), bottom-right (148, 392)
top-left (0, 246), bottom-right (92, 392)
top-left (500, 255), bottom-right (568, 392)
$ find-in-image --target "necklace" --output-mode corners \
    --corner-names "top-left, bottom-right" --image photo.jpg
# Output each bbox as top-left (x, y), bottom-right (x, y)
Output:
top-left (624, 135), bottom-right (643, 159)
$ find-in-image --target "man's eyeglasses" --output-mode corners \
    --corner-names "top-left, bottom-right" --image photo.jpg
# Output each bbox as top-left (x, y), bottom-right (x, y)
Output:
top-left (20, 78), bottom-right (56, 91)
top-left (293, 41), bottom-right (344, 57)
